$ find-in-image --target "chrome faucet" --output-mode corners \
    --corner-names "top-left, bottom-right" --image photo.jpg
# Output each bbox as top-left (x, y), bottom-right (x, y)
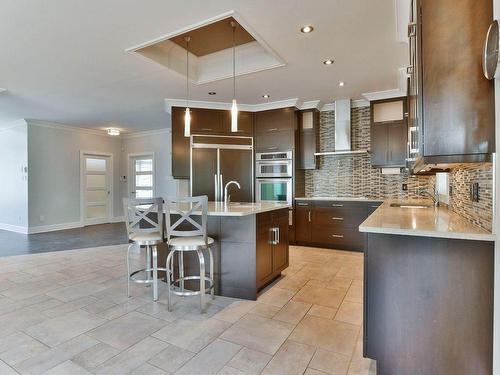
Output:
top-left (224, 181), bottom-right (241, 204)
top-left (417, 188), bottom-right (439, 207)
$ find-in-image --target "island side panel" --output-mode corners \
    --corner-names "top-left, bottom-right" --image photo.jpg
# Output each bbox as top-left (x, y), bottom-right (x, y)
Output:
top-left (364, 233), bottom-right (493, 375)
top-left (219, 214), bottom-right (257, 300)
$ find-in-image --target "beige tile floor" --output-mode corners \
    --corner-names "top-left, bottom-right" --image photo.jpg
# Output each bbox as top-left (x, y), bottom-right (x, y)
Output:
top-left (0, 244), bottom-right (376, 375)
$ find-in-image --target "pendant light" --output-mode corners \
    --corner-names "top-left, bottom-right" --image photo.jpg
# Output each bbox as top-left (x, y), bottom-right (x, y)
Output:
top-left (230, 21), bottom-right (238, 132)
top-left (184, 36), bottom-right (191, 137)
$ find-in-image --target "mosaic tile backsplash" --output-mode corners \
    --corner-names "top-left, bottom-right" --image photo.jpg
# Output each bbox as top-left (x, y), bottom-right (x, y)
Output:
top-left (304, 107), bottom-right (493, 231)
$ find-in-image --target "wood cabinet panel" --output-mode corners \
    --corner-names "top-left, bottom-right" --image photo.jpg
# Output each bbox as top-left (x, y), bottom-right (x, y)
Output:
top-left (365, 233), bottom-right (493, 374)
top-left (272, 210), bottom-right (289, 272)
top-left (255, 108), bottom-right (296, 133)
top-left (221, 110), bottom-right (254, 135)
top-left (295, 203), bottom-right (312, 242)
top-left (172, 107), bottom-right (191, 179)
top-left (255, 129), bottom-right (295, 152)
top-left (256, 212), bottom-right (273, 288)
top-left (421, 0), bottom-right (494, 158)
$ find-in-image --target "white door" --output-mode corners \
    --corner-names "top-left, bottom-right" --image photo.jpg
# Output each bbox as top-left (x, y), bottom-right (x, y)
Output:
top-left (129, 154), bottom-right (154, 199)
top-left (83, 154), bottom-right (111, 225)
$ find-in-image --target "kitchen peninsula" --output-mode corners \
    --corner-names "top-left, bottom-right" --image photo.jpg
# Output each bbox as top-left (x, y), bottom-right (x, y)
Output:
top-left (167, 201), bottom-right (291, 300)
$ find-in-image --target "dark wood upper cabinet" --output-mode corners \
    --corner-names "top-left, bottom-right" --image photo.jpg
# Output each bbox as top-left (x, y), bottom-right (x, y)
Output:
top-left (255, 107), bottom-right (297, 152)
top-left (370, 98), bottom-right (407, 168)
top-left (172, 107), bottom-right (191, 179)
top-left (171, 106), bottom-right (254, 179)
top-left (410, 0), bottom-right (494, 170)
top-left (297, 109), bottom-right (319, 170)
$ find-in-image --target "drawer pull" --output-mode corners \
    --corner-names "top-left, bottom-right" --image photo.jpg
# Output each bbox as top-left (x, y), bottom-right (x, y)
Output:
top-left (267, 128), bottom-right (278, 132)
top-left (371, 205), bottom-right (380, 208)
top-left (331, 204), bottom-right (344, 207)
top-left (331, 234), bottom-right (344, 238)
top-left (332, 217), bottom-right (344, 220)
top-left (200, 128), bottom-right (213, 131)
top-left (297, 203), bottom-right (309, 206)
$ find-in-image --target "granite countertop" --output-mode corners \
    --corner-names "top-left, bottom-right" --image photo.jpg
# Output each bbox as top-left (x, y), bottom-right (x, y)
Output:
top-left (165, 201), bottom-right (291, 217)
top-left (295, 197), bottom-right (384, 203)
top-left (359, 200), bottom-right (495, 241)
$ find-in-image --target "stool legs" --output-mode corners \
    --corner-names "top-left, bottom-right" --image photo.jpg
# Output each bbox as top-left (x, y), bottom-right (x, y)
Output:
top-left (197, 249), bottom-right (205, 312)
top-left (146, 246), bottom-right (151, 283)
top-left (126, 243), bottom-right (134, 298)
top-left (208, 246), bottom-right (215, 300)
top-left (166, 250), bottom-right (174, 311)
top-left (152, 245), bottom-right (158, 301)
top-left (179, 251), bottom-right (184, 292)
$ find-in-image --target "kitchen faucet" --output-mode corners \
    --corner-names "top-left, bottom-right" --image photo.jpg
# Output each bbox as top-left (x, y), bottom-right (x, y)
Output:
top-left (224, 181), bottom-right (241, 204)
top-left (417, 188), bottom-right (439, 207)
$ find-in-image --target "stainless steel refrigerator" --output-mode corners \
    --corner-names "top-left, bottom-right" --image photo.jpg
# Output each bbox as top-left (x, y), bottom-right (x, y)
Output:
top-left (190, 135), bottom-right (254, 202)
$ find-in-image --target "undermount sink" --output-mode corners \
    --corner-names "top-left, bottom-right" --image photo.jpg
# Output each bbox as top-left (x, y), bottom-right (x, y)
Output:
top-left (390, 203), bottom-right (433, 209)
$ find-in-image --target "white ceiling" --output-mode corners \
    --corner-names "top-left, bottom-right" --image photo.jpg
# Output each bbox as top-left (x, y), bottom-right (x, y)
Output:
top-left (0, 0), bottom-right (408, 132)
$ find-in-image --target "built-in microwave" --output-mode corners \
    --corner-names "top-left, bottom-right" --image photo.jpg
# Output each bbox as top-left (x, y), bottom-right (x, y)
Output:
top-left (256, 178), bottom-right (293, 205)
top-left (256, 151), bottom-right (293, 178)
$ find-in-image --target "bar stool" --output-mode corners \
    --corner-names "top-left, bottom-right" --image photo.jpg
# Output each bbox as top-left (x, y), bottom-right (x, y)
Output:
top-left (123, 197), bottom-right (167, 302)
top-left (165, 196), bottom-right (215, 312)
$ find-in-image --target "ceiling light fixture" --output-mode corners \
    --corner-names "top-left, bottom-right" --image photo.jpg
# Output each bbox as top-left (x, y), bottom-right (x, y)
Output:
top-left (208, 92), bottom-right (216, 95)
top-left (300, 25), bottom-right (314, 33)
top-left (230, 21), bottom-right (238, 132)
top-left (323, 59), bottom-right (334, 65)
top-left (262, 94), bottom-right (270, 98)
top-left (339, 81), bottom-right (345, 87)
top-left (107, 128), bottom-right (120, 136)
top-left (184, 36), bottom-right (191, 137)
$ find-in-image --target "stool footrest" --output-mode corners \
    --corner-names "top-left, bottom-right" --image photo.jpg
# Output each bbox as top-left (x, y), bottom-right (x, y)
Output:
top-left (170, 275), bottom-right (214, 297)
top-left (129, 268), bottom-right (170, 285)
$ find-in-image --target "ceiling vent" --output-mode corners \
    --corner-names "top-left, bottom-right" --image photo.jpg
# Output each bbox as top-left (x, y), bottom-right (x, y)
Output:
top-left (126, 12), bottom-right (285, 84)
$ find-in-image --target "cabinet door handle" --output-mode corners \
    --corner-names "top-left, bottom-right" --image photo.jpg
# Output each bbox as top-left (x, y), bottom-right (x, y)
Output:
top-left (406, 66), bottom-right (414, 75)
top-left (331, 204), bottom-right (343, 207)
top-left (200, 128), bottom-right (213, 131)
top-left (308, 211), bottom-right (311, 222)
top-left (332, 217), bottom-right (344, 221)
top-left (267, 128), bottom-right (278, 132)
top-left (408, 22), bottom-right (417, 37)
top-left (275, 227), bottom-right (280, 244)
top-left (331, 234), bottom-right (344, 238)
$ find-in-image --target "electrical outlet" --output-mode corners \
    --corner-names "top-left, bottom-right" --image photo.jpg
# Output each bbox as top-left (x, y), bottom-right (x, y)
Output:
top-left (402, 183), bottom-right (408, 191)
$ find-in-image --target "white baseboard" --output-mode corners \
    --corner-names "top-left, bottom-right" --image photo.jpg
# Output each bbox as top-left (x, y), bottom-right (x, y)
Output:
top-left (28, 221), bottom-right (83, 234)
top-left (0, 223), bottom-right (29, 234)
top-left (1, 218), bottom-right (125, 235)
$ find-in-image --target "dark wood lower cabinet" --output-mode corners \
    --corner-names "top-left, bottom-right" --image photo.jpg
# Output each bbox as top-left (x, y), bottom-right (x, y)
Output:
top-left (256, 208), bottom-right (289, 289)
top-left (295, 200), bottom-right (382, 251)
top-left (364, 233), bottom-right (494, 375)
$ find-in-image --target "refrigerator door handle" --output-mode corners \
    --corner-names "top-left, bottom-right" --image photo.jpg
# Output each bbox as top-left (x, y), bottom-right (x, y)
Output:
top-left (219, 174), bottom-right (223, 202)
top-left (214, 174), bottom-right (219, 202)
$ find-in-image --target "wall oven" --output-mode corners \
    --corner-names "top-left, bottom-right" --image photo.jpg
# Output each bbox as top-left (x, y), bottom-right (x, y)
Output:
top-left (256, 178), bottom-right (293, 205)
top-left (256, 151), bottom-right (293, 178)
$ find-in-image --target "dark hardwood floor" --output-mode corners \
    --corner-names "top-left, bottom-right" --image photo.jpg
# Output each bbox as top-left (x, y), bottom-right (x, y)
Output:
top-left (0, 223), bottom-right (129, 257)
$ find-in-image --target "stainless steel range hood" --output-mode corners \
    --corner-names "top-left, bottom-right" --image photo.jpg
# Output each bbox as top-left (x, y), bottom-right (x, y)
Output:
top-left (314, 99), bottom-right (369, 156)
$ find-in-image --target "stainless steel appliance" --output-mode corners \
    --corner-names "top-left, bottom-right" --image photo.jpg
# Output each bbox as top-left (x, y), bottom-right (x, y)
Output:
top-left (256, 151), bottom-right (293, 178)
top-left (256, 151), bottom-right (293, 205)
top-left (190, 135), bottom-right (254, 202)
top-left (256, 178), bottom-right (293, 205)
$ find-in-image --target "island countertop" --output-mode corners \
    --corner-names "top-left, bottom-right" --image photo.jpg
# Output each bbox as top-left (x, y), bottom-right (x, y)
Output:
top-left (295, 197), bottom-right (384, 202)
top-left (359, 200), bottom-right (495, 241)
top-left (165, 201), bottom-right (291, 217)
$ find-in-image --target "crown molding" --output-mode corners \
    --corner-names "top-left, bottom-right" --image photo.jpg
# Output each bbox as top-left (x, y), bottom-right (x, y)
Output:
top-left (26, 120), bottom-right (113, 137)
top-left (0, 119), bottom-right (28, 132)
top-left (122, 128), bottom-right (171, 139)
top-left (320, 99), bottom-right (369, 112)
top-left (165, 98), bottom-right (300, 113)
top-left (298, 100), bottom-right (323, 110)
top-left (362, 88), bottom-right (406, 102)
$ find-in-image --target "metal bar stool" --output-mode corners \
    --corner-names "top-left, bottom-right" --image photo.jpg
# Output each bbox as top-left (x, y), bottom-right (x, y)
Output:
top-left (123, 197), bottom-right (167, 301)
top-left (165, 196), bottom-right (214, 312)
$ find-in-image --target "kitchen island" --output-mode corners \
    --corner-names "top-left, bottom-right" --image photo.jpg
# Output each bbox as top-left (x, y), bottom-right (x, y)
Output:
top-left (164, 202), bottom-right (291, 300)
top-left (359, 201), bottom-right (494, 375)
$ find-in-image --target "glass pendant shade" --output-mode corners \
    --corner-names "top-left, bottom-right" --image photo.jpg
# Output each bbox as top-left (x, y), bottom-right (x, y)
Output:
top-left (231, 99), bottom-right (238, 132)
top-left (184, 107), bottom-right (191, 137)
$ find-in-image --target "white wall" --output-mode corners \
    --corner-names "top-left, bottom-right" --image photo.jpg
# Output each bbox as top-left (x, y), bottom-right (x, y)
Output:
top-left (27, 122), bottom-right (123, 229)
top-left (121, 129), bottom-right (187, 199)
top-left (0, 120), bottom-right (28, 231)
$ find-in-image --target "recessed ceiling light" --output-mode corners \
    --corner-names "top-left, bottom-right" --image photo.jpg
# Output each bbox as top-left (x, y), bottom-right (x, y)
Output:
top-left (300, 25), bottom-right (314, 33)
top-left (262, 94), bottom-right (270, 98)
top-left (323, 59), bottom-right (334, 65)
top-left (208, 92), bottom-right (216, 95)
top-left (339, 81), bottom-right (345, 87)
top-left (106, 128), bottom-right (120, 136)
